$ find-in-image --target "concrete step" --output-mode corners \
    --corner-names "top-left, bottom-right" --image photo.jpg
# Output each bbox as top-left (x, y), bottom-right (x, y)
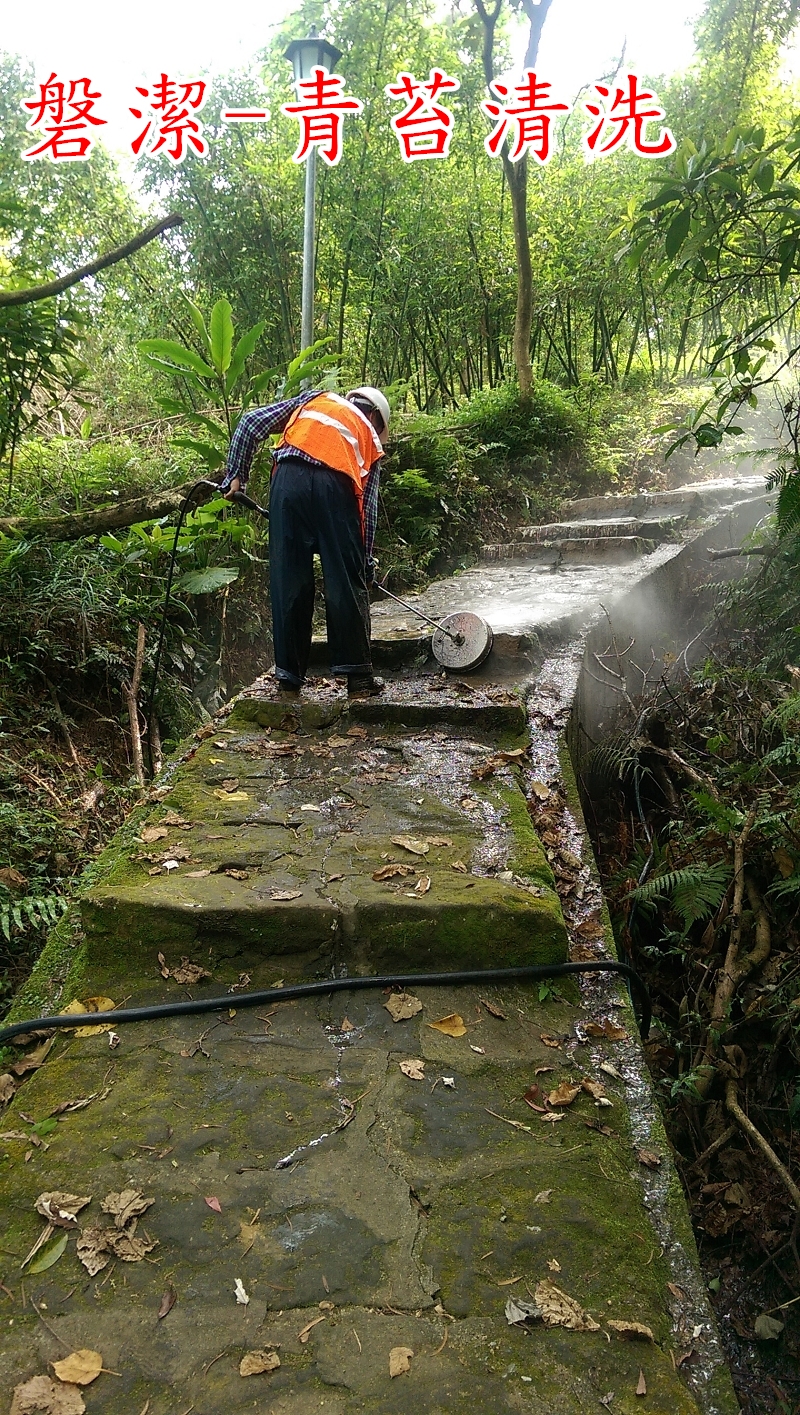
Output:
top-left (563, 475), bottom-right (768, 523)
top-left (517, 516), bottom-right (684, 543)
top-left (482, 536), bottom-right (657, 563)
top-left (81, 682), bottom-right (565, 974)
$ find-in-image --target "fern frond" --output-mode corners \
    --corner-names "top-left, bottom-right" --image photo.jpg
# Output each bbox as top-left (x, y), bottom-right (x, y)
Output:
top-left (777, 470), bottom-right (800, 539)
top-left (628, 862), bottom-right (731, 930)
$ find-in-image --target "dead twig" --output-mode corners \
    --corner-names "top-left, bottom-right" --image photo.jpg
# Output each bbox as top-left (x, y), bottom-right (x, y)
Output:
top-left (684, 1124), bottom-right (737, 1175)
top-left (638, 743), bottom-right (720, 800)
top-left (122, 622), bottom-right (147, 788)
top-left (696, 808), bottom-right (757, 1100)
top-left (725, 1078), bottom-right (800, 1210)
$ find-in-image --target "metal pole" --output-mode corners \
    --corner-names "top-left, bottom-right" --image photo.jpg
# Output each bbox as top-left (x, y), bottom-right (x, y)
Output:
top-left (300, 143), bottom-right (317, 353)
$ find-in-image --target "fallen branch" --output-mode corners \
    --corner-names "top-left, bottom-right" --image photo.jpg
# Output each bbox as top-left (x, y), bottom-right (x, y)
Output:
top-left (0, 481), bottom-right (205, 543)
top-left (725, 1078), bottom-right (800, 1210)
top-left (635, 742), bottom-right (720, 800)
top-left (0, 214), bottom-right (183, 308)
top-left (47, 682), bottom-right (85, 784)
top-left (685, 1124), bottom-right (737, 1175)
top-left (122, 623), bottom-right (147, 788)
top-left (696, 808), bottom-right (757, 1100)
top-left (707, 545), bottom-right (770, 560)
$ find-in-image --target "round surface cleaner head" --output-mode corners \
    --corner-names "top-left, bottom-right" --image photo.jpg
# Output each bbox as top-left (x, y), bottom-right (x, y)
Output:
top-left (431, 612), bottom-right (494, 671)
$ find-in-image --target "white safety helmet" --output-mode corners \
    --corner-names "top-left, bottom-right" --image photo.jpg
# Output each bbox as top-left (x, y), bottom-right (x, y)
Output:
top-left (346, 386), bottom-right (390, 435)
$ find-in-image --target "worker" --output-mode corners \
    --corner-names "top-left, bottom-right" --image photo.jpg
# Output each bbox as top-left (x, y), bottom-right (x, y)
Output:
top-left (220, 386), bottom-right (390, 698)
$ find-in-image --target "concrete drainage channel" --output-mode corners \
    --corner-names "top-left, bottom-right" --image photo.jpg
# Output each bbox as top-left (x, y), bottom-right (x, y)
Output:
top-left (0, 473), bottom-right (768, 1413)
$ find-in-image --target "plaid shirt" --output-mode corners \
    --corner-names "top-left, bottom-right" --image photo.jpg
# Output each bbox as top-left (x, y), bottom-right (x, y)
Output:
top-left (220, 392), bottom-right (382, 573)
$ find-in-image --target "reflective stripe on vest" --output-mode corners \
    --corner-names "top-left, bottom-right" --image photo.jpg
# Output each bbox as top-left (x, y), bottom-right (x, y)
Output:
top-left (278, 394), bottom-right (383, 516)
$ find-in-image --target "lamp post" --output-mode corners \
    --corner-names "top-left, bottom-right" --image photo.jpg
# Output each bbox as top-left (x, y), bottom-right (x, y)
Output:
top-left (284, 29), bottom-right (342, 353)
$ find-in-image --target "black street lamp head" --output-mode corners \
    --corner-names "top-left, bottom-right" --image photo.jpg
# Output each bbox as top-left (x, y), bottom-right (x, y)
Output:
top-left (284, 30), bottom-right (343, 84)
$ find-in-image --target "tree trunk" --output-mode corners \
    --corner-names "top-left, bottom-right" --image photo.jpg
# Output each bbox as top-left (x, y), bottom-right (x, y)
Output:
top-left (0, 215), bottom-right (183, 308)
top-left (0, 482), bottom-right (204, 542)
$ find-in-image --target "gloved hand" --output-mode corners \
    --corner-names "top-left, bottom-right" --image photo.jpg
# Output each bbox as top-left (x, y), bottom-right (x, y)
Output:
top-left (223, 477), bottom-right (242, 500)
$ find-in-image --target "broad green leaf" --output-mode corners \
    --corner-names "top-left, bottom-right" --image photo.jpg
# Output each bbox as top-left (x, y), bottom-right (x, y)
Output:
top-left (250, 366), bottom-right (281, 396)
top-left (171, 437), bottom-right (225, 470)
top-left (665, 207), bottom-right (692, 259)
top-left (640, 187), bottom-right (685, 211)
top-left (183, 297), bottom-right (212, 358)
top-left (181, 411), bottom-right (229, 446)
top-left (139, 339), bottom-right (215, 379)
top-left (28, 1231), bottom-right (68, 1273)
top-left (753, 161), bottom-right (774, 194)
top-left (176, 566), bottom-right (239, 594)
top-left (100, 534), bottom-right (125, 553)
top-left (226, 320), bottom-right (266, 396)
top-left (210, 299), bottom-right (234, 375)
top-left (80, 416), bottom-right (92, 440)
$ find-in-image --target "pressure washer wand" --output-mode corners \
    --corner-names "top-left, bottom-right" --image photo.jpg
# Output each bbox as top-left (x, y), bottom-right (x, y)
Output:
top-left (375, 583), bottom-right (462, 645)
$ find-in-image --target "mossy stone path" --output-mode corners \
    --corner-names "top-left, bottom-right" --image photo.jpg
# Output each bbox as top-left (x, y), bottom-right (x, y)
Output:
top-left (0, 679), bottom-right (734, 1413)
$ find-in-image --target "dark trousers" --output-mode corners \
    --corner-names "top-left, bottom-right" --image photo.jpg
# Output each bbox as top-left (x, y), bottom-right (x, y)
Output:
top-left (269, 456), bottom-right (373, 686)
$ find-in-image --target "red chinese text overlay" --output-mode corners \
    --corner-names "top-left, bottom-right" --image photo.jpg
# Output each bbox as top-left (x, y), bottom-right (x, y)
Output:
top-left (281, 68), bottom-right (363, 166)
top-left (23, 74), bottom-right (106, 162)
top-left (385, 69), bottom-right (459, 161)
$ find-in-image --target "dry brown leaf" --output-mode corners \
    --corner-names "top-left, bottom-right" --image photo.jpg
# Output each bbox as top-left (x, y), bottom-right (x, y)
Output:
top-left (580, 1077), bottom-right (608, 1101)
top-left (636, 1149), bottom-right (662, 1170)
top-left (389, 1346), bottom-right (414, 1378)
top-left (540, 1111), bottom-right (566, 1123)
top-left (0, 1072), bottom-right (16, 1103)
top-left (51, 1350), bottom-right (102, 1386)
top-left (0, 865), bottom-right (27, 889)
top-left (415, 875), bottom-right (431, 895)
top-left (161, 812), bottom-right (191, 827)
top-left (140, 825), bottom-right (168, 843)
top-left (224, 868), bottom-right (250, 880)
top-left (372, 863), bottom-right (416, 881)
top-left (35, 1192), bottom-right (91, 1228)
top-left (347, 726), bottom-right (368, 738)
top-left (450, 860), bottom-right (468, 873)
top-left (106, 1229), bottom-right (158, 1263)
top-left (240, 1350), bottom-right (281, 1376)
top-left (547, 1258), bottom-right (562, 1272)
top-left (399, 1059), bottom-right (425, 1080)
top-left (534, 1279), bottom-right (600, 1331)
top-left (58, 996), bottom-right (116, 1038)
top-left (300, 803), bottom-right (321, 812)
top-left (481, 998), bottom-right (507, 1020)
top-left (426, 836), bottom-right (453, 847)
top-left (204, 1195), bottom-right (222, 1213)
top-left (340, 1017), bottom-right (354, 1032)
top-left (10, 1376), bottom-right (85, 1415)
top-left (774, 847), bottom-right (794, 879)
top-left (327, 872), bottom-right (344, 882)
top-left (385, 992), bottom-right (423, 1022)
top-left (584, 1019), bottom-right (629, 1041)
top-left (529, 780), bottom-right (551, 800)
top-left (186, 869), bottom-right (211, 878)
top-left (327, 736), bottom-right (350, 748)
top-left (157, 1286), bottom-right (176, 1319)
top-left (636, 1369), bottom-right (647, 1397)
top-left (213, 788), bottom-right (249, 801)
top-left (540, 1034), bottom-right (562, 1048)
top-left (270, 889), bottom-right (302, 901)
top-left (548, 1081), bottom-right (581, 1107)
top-left (101, 1188), bottom-right (155, 1228)
top-left (534, 1189), bottom-right (553, 1204)
top-left (428, 1013), bottom-right (466, 1037)
top-left (391, 835), bottom-right (430, 856)
top-left (608, 1320), bottom-right (654, 1341)
top-left (169, 958), bottom-right (212, 985)
top-left (76, 1227), bottom-right (111, 1276)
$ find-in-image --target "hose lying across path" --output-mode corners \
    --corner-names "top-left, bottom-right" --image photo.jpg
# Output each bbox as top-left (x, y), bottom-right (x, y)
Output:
top-left (0, 960), bottom-right (650, 1048)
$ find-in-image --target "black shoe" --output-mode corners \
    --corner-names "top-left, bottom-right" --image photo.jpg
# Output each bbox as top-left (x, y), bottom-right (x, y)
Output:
top-left (347, 674), bottom-right (385, 698)
top-left (275, 682), bottom-right (301, 700)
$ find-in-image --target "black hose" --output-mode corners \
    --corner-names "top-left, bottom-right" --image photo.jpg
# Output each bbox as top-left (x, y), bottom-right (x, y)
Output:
top-left (0, 960), bottom-right (650, 1047)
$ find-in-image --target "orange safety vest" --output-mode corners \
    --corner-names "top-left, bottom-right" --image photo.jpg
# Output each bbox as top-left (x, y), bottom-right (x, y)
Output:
top-left (277, 393), bottom-right (383, 534)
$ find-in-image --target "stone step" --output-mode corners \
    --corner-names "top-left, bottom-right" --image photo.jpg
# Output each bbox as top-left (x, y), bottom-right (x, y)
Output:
top-left (517, 515), bottom-right (684, 543)
top-left (82, 683), bottom-right (566, 973)
top-left (482, 536), bottom-right (657, 563)
top-left (563, 475), bottom-right (768, 523)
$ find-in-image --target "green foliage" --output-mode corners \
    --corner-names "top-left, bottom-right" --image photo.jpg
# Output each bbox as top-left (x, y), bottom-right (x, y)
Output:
top-left (627, 862), bottom-right (732, 934)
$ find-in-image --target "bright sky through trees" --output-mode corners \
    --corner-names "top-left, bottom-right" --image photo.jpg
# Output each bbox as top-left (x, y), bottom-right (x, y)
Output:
top-left (2, 0), bottom-right (703, 163)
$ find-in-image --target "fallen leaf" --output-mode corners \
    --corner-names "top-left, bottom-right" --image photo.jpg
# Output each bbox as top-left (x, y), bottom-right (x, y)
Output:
top-left (535, 1278), bottom-right (600, 1331)
top-left (636, 1369), bottom-right (647, 1397)
top-left (346, 726), bottom-right (368, 738)
top-left (428, 1013), bottom-right (466, 1037)
top-left (540, 1034), bottom-right (562, 1048)
top-left (581, 1077), bottom-right (608, 1101)
top-left (389, 1346), bottom-right (414, 1377)
top-left (385, 992), bottom-right (423, 1022)
top-left (481, 999), bottom-right (507, 1020)
top-left (327, 736), bottom-right (350, 748)
top-left (186, 869), bottom-right (211, 878)
top-left (372, 863), bottom-right (416, 881)
top-left (754, 1313), bottom-right (784, 1340)
top-left (391, 835), bottom-right (430, 856)
top-left (298, 1313), bottom-right (327, 1343)
top-left (585, 1120), bottom-right (613, 1136)
top-left (0, 865), bottom-right (27, 889)
top-left (59, 996), bottom-right (116, 1038)
top-left (326, 872), bottom-right (344, 882)
top-left (599, 1061), bottom-right (624, 1081)
top-left (204, 1196), bottom-right (222, 1213)
top-left (774, 847), bottom-right (795, 878)
top-left (104, 1229), bottom-right (158, 1263)
top-left (10, 1375), bottom-right (85, 1415)
top-left (157, 1286), bottom-right (176, 1319)
top-left (540, 1111), bottom-right (566, 1123)
top-left (340, 1017), bottom-right (354, 1032)
top-left (442, 1076), bottom-right (455, 1088)
top-left (547, 1258), bottom-right (562, 1272)
top-left (101, 1189), bottom-right (155, 1228)
top-left (450, 860), bottom-right (468, 873)
top-left (505, 1297), bottom-right (542, 1325)
top-left (234, 1277), bottom-right (250, 1305)
top-left (534, 1066), bottom-right (555, 1075)
top-left (548, 1081), bottom-right (581, 1107)
top-left (534, 1189), bottom-right (553, 1204)
top-left (51, 1350), bottom-right (103, 1386)
top-left (300, 803), bottom-right (321, 812)
top-left (584, 1019), bottom-right (629, 1041)
top-left (162, 812), bottom-right (191, 827)
top-left (35, 1192), bottom-right (91, 1228)
top-left (270, 889), bottom-right (302, 901)
top-left (221, 778), bottom-right (240, 792)
top-left (414, 875), bottom-right (431, 895)
top-left (11, 1038), bottom-right (55, 1075)
top-left (169, 958), bottom-right (212, 985)
top-left (636, 1149), bottom-right (662, 1170)
top-left (0, 1072), bottom-right (16, 1103)
top-left (399, 1059), bottom-right (425, 1080)
top-left (530, 780), bottom-right (551, 800)
top-left (240, 1350), bottom-right (281, 1376)
top-left (224, 868), bottom-right (250, 880)
top-left (470, 1045), bottom-right (486, 1054)
top-left (76, 1228), bottom-right (111, 1276)
top-left (608, 1320), bottom-right (654, 1341)
top-left (426, 836), bottom-right (453, 847)
top-left (27, 1231), bottom-right (68, 1273)
top-left (140, 825), bottom-right (168, 843)
top-left (213, 788), bottom-right (249, 801)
